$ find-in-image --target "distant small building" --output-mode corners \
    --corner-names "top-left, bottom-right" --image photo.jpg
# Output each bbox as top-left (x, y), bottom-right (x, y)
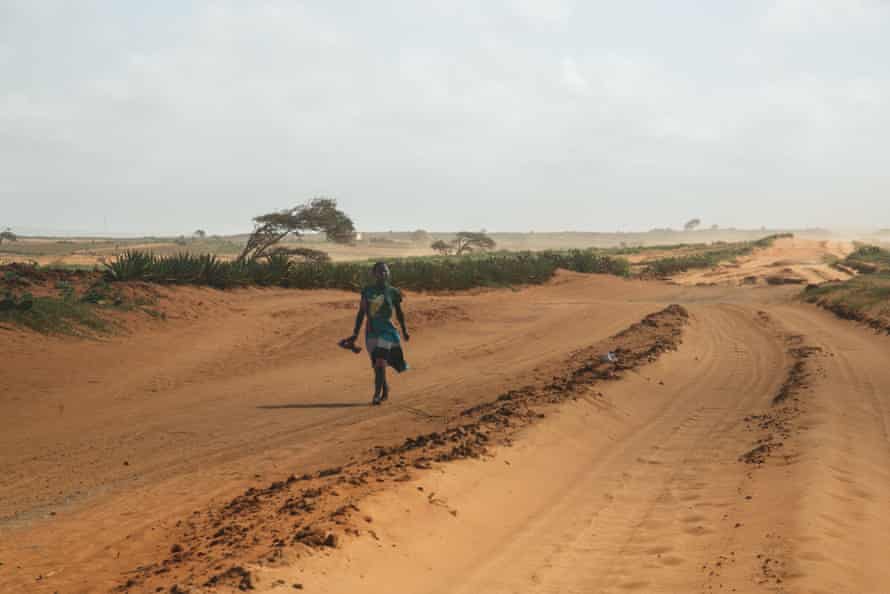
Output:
top-left (354, 232), bottom-right (363, 241)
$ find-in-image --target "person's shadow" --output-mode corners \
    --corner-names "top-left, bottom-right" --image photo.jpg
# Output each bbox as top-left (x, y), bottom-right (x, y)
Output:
top-left (256, 402), bottom-right (370, 410)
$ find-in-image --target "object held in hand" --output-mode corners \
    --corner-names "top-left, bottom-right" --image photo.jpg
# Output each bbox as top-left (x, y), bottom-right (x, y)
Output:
top-left (338, 336), bottom-right (362, 354)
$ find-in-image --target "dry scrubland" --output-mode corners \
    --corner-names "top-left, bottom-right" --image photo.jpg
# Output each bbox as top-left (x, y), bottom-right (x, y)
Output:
top-left (2, 233), bottom-right (793, 334)
top-left (0, 228), bottom-right (845, 268)
top-left (3, 236), bottom-right (890, 593)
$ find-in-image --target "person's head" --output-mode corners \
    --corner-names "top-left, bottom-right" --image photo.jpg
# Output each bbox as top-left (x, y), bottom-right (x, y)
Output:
top-left (371, 261), bottom-right (390, 286)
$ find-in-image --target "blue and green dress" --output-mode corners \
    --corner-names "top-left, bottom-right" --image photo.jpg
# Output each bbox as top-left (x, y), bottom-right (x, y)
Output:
top-left (361, 284), bottom-right (408, 372)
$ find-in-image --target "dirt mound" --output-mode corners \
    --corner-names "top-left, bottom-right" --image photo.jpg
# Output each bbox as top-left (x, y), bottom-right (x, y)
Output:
top-left (817, 301), bottom-right (890, 335)
top-left (804, 277), bottom-right (890, 336)
top-left (738, 333), bottom-right (823, 470)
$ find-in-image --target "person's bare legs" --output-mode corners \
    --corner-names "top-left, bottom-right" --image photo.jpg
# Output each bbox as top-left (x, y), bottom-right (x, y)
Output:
top-left (372, 359), bottom-right (388, 404)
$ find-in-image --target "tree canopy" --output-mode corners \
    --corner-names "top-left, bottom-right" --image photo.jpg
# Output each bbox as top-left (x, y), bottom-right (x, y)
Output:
top-left (265, 246), bottom-right (331, 263)
top-left (430, 231), bottom-right (496, 256)
top-left (238, 198), bottom-right (355, 262)
top-left (684, 218), bottom-right (701, 231)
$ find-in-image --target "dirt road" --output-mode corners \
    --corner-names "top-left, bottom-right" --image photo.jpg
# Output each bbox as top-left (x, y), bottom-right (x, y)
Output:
top-left (2, 263), bottom-right (889, 592)
top-left (261, 302), bottom-right (890, 594)
top-left (1, 274), bottom-right (691, 592)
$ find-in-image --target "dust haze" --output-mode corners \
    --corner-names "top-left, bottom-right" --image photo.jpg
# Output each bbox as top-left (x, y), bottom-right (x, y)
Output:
top-left (3, 1), bottom-right (890, 235)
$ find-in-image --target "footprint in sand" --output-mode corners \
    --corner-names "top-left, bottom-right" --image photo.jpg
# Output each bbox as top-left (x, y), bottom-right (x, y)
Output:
top-left (684, 525), bottom-right (714, 536)
top-left (849, 487), bottom-right (874, 501)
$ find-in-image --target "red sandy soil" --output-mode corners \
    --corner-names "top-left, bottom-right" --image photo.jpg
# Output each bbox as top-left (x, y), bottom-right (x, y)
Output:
top-left (260, 303), bottom-right (890, 594)
top-left (2, 267), bottom-right (890, 593)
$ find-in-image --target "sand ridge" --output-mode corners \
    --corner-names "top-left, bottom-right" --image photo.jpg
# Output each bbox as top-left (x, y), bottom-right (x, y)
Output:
top-left (672, 237), bottom-right (854, 286)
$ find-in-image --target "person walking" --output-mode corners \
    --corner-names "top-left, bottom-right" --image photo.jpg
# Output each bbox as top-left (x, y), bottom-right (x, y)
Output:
top-left (348, 262), bottom-right (410, 405)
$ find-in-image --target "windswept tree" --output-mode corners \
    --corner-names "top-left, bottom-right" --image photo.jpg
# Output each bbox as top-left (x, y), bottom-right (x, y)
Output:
top-left (430, 231), bottom-right (496, 256)
top-left (238, 198), bottom-right (355, 263)
top-left (684, 218), bottom-right (702, 231)
top-left (0, 228), bottom-right (17, 245)
top-left (453, 231), bottom-right (496, 255)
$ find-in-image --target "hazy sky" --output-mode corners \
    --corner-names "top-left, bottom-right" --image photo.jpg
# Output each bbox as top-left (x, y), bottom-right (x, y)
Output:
top-left (2, 1), bottom-right (889, 235)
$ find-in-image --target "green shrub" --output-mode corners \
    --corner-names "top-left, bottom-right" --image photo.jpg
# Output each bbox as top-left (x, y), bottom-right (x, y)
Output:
top-left (537, 250), bottom-right (631, 276)
top-left (104, 250), bottom-right (155, 281)
top-left (102, 249), bottom-right (631, 291)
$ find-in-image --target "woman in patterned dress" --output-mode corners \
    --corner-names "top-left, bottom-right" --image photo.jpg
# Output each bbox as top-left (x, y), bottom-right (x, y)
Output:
top-left (349, 262), bottom-right (410, 405)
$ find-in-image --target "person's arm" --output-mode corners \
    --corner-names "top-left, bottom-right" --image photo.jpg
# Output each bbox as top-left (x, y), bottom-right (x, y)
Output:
top-left (394, 301), bottom-right (409, 341)
top-left (352, 298), bottom-right (366, 338)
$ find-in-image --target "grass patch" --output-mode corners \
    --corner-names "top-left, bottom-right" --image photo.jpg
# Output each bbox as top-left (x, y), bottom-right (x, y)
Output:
top-left (803, 274), bottom-right (890, 331)
top-left (0, 272), bottom-right (147, 334)
top-left (0, 293), bottom-right (110, 334)
top-left (804, 274), bottom-right (890, 310)
top-left (842, 244), bottom-right (890, 274)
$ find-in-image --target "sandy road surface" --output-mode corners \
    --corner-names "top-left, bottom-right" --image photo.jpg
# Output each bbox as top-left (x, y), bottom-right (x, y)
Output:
top-left (673, 237), bottom-right (853, 286)
top-left (262, 302), bottom-right (890, 594)
top-left (3, 265), bottom-right (889, 593)
top-left (2, 274), bottom-right (697, 592)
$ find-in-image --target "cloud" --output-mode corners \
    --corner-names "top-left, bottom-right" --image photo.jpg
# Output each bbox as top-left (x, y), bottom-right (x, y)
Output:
top-left (1, 1), bottom-right (889, 233)
top-left (512, 0), bottom-right (575, 27)
top-left (762, 0), bottom-right (890, 33)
